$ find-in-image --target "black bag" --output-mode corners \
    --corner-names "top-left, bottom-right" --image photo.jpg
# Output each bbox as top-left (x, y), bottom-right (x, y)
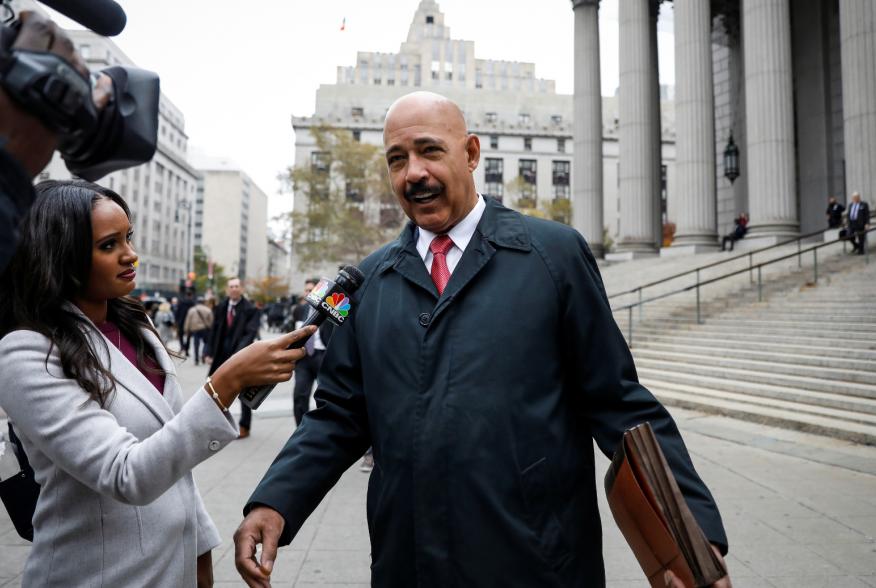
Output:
top-left (0, 424), bottom-right (39, 541)
top-left (839, 228), bottom-right (849, 240)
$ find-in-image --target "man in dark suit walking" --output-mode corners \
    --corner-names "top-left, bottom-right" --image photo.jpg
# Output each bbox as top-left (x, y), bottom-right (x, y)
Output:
top-left (204, 277), bottom-right (261, 438)
top-left (848, 191), bottom-right (871, 255)
top-left (233, 92), bottom-right (731, 587)
top-left (291, 278), bottom-right (334, 426)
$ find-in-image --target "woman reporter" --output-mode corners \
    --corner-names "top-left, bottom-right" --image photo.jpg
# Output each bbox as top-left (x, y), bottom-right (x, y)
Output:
top-left (0, 180), bottom-right (312, 587)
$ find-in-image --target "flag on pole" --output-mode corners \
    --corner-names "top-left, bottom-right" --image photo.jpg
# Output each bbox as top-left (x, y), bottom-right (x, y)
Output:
top-left (340, 17), bottom-right (346, 31)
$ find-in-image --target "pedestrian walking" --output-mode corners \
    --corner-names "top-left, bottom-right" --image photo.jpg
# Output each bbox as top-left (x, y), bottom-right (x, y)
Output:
top-left (290, 279), bottom-right (335, 426)
top-left (826, 195), bottom-right (845, 229)
top-left (175, 290), bottom-right (195, 356)
top-left (184, 296), bottom-right (213, 366)
top-left (848, 191), bottom-right (871, 255)
top-left (154, 301), bottom-right (175, 343)
top-left (0, 180), bottom-right (312, 587)
top-left (234, 92), bottom-right (730, 588)
top-left (204, 277), bottom-right (261, 439)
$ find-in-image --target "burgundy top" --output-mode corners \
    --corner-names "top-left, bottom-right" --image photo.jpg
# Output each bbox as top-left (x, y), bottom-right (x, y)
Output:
top-left (97, 321), bottom-right (166, 394)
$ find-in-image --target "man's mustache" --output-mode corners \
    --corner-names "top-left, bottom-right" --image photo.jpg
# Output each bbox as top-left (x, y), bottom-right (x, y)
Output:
top-left (404, 181), bottom-right (444, 201)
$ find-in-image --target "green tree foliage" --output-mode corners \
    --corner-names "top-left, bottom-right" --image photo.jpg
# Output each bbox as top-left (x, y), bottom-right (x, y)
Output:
top-left (193, 246), bottom-right (228, 295)
top-left (281, 125), bottom-right (405, 269)
top-left (247, 275), bottom-right (290, 304)
top-left (505, 176), bottom-right (573, 225)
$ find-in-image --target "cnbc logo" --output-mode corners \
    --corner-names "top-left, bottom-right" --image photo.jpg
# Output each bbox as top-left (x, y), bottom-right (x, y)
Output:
top-left (307, 280), bottom-right (330, 306)
top-left (321, 292), bottom-right (351, 323)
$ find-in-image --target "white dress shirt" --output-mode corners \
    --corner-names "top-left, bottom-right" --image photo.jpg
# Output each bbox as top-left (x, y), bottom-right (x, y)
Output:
top-left (415, 194), bottom-right (486, 274)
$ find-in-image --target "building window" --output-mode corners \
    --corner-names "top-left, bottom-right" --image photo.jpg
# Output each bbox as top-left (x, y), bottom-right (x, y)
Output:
top-left (518, 159), bottom-right (537, 206)
top-left (552, 160), bottom-right (571, 199)
top-left (485, 112), bottom-right (498, 124)
top-left (426, 15), bottom-right (434, 24)
top-left (524, 137), bottom-right (532, 151)
top-left (374, 77), bottom-right (382, 85)
top-left (310, 151), bottom-right (330, 173)
top-left (345, 181), bottom-right (363, 203)
top-left (352, 129), bottom-right (361, 142)
top-left (387, 79), bottom-right (395, 86)
top-left (490, 135), bottom-right (499, 149)
top-left (432, 70), bottom-right (439, 80)
top-left (557, 138), bottom-right (566, 153)
top-left (351, 106), bottom-right (364, 117)
top-left (519, 113), bottom-right (531, 126)
top-left (551, 114), bottom-right (563, 125)
top-left (484, 158), bottom-right (504, 202)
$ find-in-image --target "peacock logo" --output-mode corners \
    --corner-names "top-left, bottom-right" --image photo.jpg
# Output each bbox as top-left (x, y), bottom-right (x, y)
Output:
top-left (324, 293), bottom-right (351, 317)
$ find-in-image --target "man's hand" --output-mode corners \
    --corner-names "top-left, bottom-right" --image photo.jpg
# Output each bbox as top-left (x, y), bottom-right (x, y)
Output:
top-left (663, 544), bottom-right (731, 588)
top-left (0, 11), bottom-right (89, 176)
top-left (234, 506), bottom-right (286, 588)
top-left (196, 550), bottom-right (213, 588)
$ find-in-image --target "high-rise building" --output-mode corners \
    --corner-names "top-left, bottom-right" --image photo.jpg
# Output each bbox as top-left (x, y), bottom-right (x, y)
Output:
top-left (39, 30), bottom-right (199, 294)
top-left (291, 0), bottom-right (675, 282)
top-left (192, 156), bottom-right (269, 283)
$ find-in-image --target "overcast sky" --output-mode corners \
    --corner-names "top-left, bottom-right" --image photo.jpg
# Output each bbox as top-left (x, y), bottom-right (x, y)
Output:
top-left (44, 0), bottom-right (676, 221)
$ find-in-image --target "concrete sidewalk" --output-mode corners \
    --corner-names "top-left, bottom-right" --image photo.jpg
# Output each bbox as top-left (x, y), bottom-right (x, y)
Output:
top-left (2, 344), bottom-right (876, 586)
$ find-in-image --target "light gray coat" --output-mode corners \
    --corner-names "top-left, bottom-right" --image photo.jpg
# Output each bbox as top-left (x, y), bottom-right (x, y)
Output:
top-left (0, 316), bottom-right (239, 587)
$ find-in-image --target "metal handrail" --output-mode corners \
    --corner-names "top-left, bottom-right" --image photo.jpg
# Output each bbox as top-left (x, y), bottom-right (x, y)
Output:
top-left (607, 211), bottom-right (874, 302)
top-left (613, 225), bottom-right (874, 346)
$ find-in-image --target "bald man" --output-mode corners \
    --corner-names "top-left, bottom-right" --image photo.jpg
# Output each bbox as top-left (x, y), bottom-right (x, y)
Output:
top-left (234, 92), bottom-right (730, 587)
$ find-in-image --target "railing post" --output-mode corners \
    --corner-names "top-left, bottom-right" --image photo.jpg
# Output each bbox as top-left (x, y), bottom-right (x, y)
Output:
top-left (695, 269), bottom-right (702, 324)
top-left (813, 248), bottom-right (818, 283)
top-left (749, 252), bottom-right (754, 284)
top-left (757, 266), bottom-right (763, 302)
top-left (628, 306), bottom-right (633, 347)
top-left (637, 287), bottom-right (643, 322)
top-left (797, 239), bottom-right (802, 268)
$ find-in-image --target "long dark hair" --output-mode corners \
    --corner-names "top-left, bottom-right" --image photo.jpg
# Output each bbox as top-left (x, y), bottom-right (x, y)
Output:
top-left (0, 180), bottom-right (169, 407)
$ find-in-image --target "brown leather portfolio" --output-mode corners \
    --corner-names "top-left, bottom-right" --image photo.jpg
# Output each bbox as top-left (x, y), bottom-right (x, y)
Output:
top-left (604, 423), bottom-right (727, 588)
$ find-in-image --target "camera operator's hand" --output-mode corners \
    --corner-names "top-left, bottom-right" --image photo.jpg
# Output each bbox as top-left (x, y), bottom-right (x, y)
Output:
top-left (0, 11), bottom-right (105, 176)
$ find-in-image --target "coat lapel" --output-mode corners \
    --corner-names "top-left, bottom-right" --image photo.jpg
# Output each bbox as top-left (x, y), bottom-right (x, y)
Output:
top-left (381, 224), bottom-right (440, 298)
top-left (381, 198), bottom-right (533, 320)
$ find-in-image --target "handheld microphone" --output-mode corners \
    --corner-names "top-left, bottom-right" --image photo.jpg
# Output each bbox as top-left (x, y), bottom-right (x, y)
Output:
top-left (238, 265), bottom-right (365, 410)
top-left (39, 0), bottom-right (127, 37)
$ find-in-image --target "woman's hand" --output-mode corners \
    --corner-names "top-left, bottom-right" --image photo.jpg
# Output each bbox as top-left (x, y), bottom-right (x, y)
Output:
top-left (196, 550), bottom-right (213, 588)
top-left (209, 326), bottom-right (316, 407)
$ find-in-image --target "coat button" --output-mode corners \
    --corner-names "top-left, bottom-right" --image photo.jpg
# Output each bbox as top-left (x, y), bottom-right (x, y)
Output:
top-left (208, 440), bottom-right (221, 451)
top-left (418, 313), bottom-right (431, 327)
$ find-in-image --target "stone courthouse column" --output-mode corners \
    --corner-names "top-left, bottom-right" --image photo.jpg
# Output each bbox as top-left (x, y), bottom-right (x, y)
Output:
top-left (840, 0), bottom-right (876, 205)
top-left (571, 0), bottom-right (604, 257)
top-left (616, 0), bottom-right (660, 255)
top-left (670, 0), bottom-right (718, 251)
top-left (742, 0), bottom-right (799, 241)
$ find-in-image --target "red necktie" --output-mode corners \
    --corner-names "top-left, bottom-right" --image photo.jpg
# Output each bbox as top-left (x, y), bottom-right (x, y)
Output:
top-left (226, 304), bottom-right (235, 327)
top-left (430, 235), bottom-right (454, 295)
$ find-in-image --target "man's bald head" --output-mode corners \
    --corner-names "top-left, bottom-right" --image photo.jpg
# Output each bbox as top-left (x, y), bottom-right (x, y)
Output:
top-left (384, 91), bottom-right (468, 142)
top-left (382, 92), bottom-right (481, 234)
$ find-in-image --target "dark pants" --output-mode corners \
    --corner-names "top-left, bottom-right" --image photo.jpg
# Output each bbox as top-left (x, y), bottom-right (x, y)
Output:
top-left (721, 235), bottom-right (737, 251)
top-left (238, 401), bottom-right (252, 430)
top-left (177, 324), bottom-right (190, 355)
top-left (851, 228), bottom-right (868, 254)
top-left (191, 329), bottom-right (209, 364)
top-left (293, 350), bottom-right (325, 426)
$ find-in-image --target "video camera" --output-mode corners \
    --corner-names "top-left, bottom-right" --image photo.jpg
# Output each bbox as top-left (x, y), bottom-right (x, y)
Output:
top-left (0, 0), bottom-right (159, 181)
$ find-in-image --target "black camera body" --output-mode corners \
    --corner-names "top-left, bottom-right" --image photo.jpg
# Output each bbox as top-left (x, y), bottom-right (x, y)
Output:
top-left (0, 0), bottom-right (159, 181)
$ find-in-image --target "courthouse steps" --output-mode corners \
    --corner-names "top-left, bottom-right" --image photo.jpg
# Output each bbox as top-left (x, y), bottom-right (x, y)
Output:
top-left (600, 244), bottom-right (876, 445)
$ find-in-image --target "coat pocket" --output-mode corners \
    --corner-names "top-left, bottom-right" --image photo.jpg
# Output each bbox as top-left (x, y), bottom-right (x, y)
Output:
top-left (519, 457), bottom-right (571, 572)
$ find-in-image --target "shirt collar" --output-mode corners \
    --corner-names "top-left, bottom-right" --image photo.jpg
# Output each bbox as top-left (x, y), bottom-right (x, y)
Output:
top-left (415, 194), bottom-right (486, 261)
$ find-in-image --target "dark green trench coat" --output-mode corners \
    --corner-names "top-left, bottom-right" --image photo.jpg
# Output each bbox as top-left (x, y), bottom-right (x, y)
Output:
top-left (247, 197), bottom-right (727, 587)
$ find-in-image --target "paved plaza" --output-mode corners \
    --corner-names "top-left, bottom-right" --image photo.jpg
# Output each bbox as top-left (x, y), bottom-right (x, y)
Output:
top-left (2, 334), bottom-right (876, 587)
